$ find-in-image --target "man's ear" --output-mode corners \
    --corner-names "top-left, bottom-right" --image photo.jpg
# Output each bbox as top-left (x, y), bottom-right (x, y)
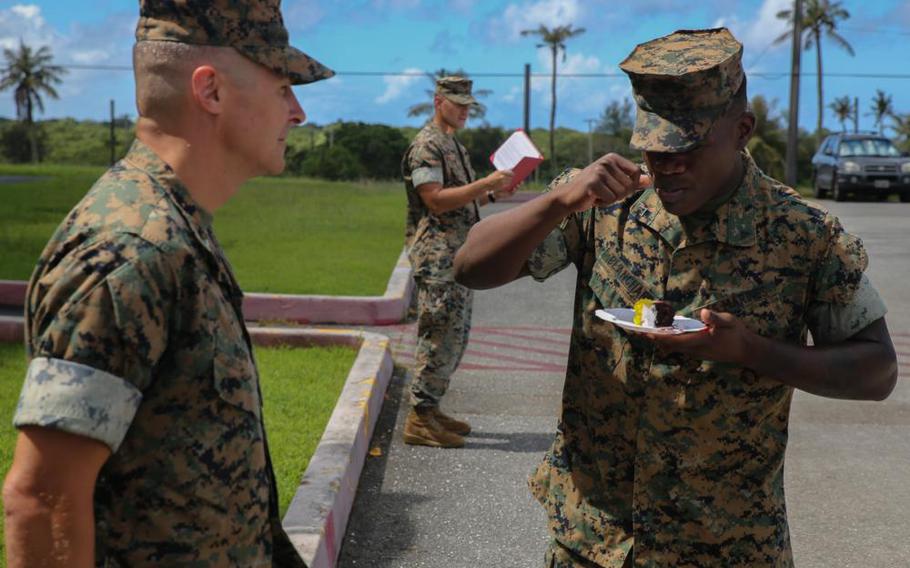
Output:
top-left (190, 65), bottom-right (222, 115)
top-left (736, 111), bottom-right (756, 150)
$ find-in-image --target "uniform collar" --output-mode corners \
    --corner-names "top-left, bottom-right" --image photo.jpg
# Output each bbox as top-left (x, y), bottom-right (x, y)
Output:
top-left (122, 139), bottom-right (214, 230)
top-left (425, 119), bottom-right (456, 140)
top-left (629, 151), bottom-right (760, 249)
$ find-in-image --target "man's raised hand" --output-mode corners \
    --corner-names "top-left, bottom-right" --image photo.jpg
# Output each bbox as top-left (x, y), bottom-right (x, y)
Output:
top-left (553, 153), bottom-right (653, 214)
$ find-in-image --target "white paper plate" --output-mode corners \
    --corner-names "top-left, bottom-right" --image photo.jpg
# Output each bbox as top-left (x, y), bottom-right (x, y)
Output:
top-left (595, 308), bottom-right (706, 335)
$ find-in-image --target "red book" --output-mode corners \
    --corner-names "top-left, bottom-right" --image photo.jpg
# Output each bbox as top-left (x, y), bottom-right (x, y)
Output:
top-left (489, 129), bottom-right (544, 190)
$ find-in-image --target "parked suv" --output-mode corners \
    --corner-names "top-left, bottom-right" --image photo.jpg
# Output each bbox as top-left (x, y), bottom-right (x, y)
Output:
top-left (811, 133), bottom-right (910, 202)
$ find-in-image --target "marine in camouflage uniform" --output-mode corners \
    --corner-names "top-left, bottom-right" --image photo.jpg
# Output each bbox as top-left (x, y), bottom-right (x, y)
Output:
top-left (7, 1), bottom-right (332, 566)
top-left (454, 28), bottom-right (896, 566)
top-left (401, 77), bottom-right (514, 447)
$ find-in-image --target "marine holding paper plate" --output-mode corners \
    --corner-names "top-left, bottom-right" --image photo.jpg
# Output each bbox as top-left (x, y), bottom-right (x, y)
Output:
top-left (454, 28), bottom-right (897, 566)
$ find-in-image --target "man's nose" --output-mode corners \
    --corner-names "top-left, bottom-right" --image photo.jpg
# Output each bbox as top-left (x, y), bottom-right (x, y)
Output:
top-left (289, 89), bottom-right (306, 125)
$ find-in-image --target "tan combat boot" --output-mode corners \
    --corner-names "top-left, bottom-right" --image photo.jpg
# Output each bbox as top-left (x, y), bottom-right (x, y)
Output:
top-left (430, 407), bottom-right (471, 436)
top-left (403, 407), bottom-right (465, 448)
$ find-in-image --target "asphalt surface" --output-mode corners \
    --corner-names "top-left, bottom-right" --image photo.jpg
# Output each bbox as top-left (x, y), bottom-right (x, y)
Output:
top-left (338, 197), bottom-right (910, 568)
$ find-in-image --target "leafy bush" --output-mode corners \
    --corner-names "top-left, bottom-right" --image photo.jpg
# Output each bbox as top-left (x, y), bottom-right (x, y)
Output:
top-left (0, 122), bottom-right (47, 163)
top-left (457, 125), bottom-right (507, 177)
top-left (332, 122), bottom-right (409, 179)
top-left (299, 145), bottom-right (364, 180)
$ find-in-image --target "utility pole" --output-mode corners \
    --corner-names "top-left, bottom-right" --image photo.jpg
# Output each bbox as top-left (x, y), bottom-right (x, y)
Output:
top-left (109, 99), bottom-right (116, 166)
top-left (785, 0), bottom-right (803, 187)
top-left (523, 63), bottom-right (531, 134)
top-left (853, 97), bottom-right (859, 133)
top-left (584, 118), bottom-right (597, 164)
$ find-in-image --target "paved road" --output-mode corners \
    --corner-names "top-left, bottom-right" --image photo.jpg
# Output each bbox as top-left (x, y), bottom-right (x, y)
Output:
top-left (339, 198), bottom-right (910, 568)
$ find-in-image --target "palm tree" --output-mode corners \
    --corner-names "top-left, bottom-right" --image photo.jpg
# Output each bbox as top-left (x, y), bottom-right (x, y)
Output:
top-left (0, 40), bottom-right (66, 162)
top-left (521, 24), bottom-right (586, 169)
top-left (407, 68), bottom-right (491, 121)
top-left (829, 95), bottom-right (853, 132)
top-left (775, 0), bottom-right (854, 138)
top-left (868, 90), bottom-right (894, 135)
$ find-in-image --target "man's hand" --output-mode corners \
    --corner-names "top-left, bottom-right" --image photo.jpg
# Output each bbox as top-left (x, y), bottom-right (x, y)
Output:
top-left (552, 153), bottom-right (653, 214)
top-left (484, 169), bottom-right (514, 193)
top-left (642, 309), bottom-right (752, 365)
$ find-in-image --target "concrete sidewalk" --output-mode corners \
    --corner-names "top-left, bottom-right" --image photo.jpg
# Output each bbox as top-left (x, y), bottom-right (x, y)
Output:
top-left (336, 199), bottom-right (910, 568)
top-left (339, 261), bottom-right (577, 568)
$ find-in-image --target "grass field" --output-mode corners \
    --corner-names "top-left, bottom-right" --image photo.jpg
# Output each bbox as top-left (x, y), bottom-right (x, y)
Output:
top-left (0, 342), bottom-right (355, 563)
top-left (0, 164), bottom-right (405, 296)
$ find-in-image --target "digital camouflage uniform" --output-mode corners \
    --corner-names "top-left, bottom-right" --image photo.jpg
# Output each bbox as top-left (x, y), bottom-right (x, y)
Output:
top-left (525, 28), bottom-right (888, 567)
top-left (402, 77), bottom-right (480, 408)
top-left (13, 1), bottom-right (333, 566)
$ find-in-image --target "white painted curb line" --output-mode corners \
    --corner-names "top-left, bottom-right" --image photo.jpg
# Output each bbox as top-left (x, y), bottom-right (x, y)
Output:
top-left (249, 327), bottom-right (395, 568)
top-left (2, 248), bottom-right (414, 326)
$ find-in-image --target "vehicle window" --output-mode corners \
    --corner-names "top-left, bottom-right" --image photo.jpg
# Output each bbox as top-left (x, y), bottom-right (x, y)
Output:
top-left (838, 138), bottom-right (901, 157)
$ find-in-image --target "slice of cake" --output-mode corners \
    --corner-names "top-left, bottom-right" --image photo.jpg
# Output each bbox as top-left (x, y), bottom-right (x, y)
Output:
top-left (633, 299), bottom-right (676, 328)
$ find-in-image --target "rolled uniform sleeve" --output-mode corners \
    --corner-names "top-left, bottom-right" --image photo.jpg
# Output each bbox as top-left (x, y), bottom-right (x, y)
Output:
top-left (808, 274), bottom-right (888, 344)
top-left (806, 215), bottom-right (886, 344)
top-left (408, 139), bottom-right (444, 188)
top-left (412, 166), bottom-right (443, 187)
top-left (527, 168), bottom-right (585, 281)
top-left (16, 244), bottom-right (174, 452)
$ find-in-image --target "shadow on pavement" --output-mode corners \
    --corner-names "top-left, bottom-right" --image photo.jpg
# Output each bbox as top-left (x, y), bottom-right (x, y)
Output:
top-left (338, 365), bottom-right (427, 568)
top-left (463, 430), bottom-right (554, 453)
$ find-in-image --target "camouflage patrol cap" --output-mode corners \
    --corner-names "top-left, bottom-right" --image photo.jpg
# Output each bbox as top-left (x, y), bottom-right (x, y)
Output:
top-left (135, 0), bottom-right (334, 86)
top-left (619, 28), bottom-right (744, 153)
top-left (435, 76), bottom-right (477, 105)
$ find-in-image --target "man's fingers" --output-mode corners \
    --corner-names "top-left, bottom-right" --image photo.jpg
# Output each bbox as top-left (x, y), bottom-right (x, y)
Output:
top-left (701, 309), bottom-right (736, 328)
top-left (638, 173), bottom-right (653, 188)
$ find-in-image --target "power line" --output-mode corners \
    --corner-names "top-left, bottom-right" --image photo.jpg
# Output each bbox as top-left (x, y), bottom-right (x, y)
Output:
top-left (55, 64), bottom-right (910, 80)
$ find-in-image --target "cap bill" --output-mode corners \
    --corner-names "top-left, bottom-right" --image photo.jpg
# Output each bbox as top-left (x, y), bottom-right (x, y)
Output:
top-left (629, 107), bottom-right (715, 153)
top-left (442, 93), bottom-right (478, 106)
top-left (285, 45), bottom-right (335, 85)
top-left (235, 44), bottom-right (335, 85)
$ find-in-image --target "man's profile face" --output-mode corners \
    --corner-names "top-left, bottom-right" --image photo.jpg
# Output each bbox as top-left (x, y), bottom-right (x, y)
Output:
top-left (436, 97), bottom-right (470, 131)
top-left (219, 54), bottom-right (305, 177)
top-left (642, 111), bottom-right (751, 217)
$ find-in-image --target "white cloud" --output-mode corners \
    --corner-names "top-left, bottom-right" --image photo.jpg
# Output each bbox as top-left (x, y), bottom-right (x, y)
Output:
top-left (0, 3), bottom-right (55, 51)
top-left (284, 0), bottom-right (326, 30)
top-left (10, 4), bottom-right (40, 21)
top-left (71, 49), bottom-right (109, 64)
top-left (528, 48), bottom-right (616, 114)
top-left (489, 0), bottom-right (582, 42)
top-left (715, 0), bottom-right (792, 68)
top-left (375, 67), bottom-right (424, 104)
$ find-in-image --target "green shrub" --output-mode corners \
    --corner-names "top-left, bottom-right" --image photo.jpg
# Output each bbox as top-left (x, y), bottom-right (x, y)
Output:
top-left (300, 145), bottom-right (364, 180)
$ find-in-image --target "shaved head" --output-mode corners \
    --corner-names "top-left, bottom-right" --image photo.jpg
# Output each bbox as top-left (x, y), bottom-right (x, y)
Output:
top-left (132, 41), bottom-right (257, 123)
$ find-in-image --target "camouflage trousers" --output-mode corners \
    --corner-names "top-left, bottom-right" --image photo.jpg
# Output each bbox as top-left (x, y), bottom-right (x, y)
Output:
top-left (544, 539), bottom-right (633, 568)
top-left (409, 279), bottom-right (473, 408)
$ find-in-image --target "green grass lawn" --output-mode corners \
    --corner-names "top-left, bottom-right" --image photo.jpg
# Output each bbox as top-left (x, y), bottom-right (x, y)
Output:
top-left (0, 163), bottom-right (405, 296)
top-left (0, 342), bottom-right (355, 563)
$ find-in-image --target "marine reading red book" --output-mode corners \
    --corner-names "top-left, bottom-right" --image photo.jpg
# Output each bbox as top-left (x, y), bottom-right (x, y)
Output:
top-left (490, 129), bottom-right (544, 190)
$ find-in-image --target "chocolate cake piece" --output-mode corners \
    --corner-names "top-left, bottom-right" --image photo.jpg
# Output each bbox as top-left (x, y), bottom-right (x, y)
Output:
top-left (652, 300), bottom-right (675, 327)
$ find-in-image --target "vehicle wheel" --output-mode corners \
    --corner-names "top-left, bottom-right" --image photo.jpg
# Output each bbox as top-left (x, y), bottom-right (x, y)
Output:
top-left (901, 192), bottom-right (910, 203)
top-left (812, 172), bottom-right (827, 199)
top-left (832, 178), bottom-right (847, 202)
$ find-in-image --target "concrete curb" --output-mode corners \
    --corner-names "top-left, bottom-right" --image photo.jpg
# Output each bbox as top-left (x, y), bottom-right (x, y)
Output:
top-left (1, 248), bottom-right (414, 326)
top-left (0, 319), bottom-right (394, 568)
top-left (0, 315), bottom-right (23, 343)
top-left (249, 327), bottom-right (395, 568)
top-left (242, 248), bottom-right (414, 325)
top-left (0, 280), bottom-right (26, 307)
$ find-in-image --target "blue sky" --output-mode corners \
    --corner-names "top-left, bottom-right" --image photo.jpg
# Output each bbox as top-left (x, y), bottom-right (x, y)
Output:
top-left (2, 0), bottom-right (910, 136)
